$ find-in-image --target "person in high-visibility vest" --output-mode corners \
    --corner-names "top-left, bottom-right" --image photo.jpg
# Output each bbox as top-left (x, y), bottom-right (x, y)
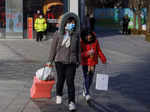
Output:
top-left (34, 13), bottom-right (47, 42)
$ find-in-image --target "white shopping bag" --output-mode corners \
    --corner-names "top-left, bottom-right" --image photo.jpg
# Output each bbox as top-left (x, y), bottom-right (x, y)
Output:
top-left (36, 66), bottom-right (53, 80)
top-left (96, 74), bottom-right (109, 91)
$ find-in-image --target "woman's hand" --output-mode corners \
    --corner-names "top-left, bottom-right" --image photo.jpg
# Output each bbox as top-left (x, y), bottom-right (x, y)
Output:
top-left (45, 62), bottom-right (53, 67)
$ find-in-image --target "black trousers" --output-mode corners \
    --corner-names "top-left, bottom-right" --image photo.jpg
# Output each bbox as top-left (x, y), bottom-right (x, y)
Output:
top-left (36, 31), bottom-right (44, 42)
top-left (123, 24), bottom-right (128, 34)
top-left (55, 62), bottom-right (76, 103)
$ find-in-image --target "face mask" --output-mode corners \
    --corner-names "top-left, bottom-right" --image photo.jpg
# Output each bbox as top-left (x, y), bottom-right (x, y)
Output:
top-left (37, 10), bottom-right (40, 14)
top-left (39, 15), bottom-right (42, 18)
top-left (70, 23), bottom-right (75, 30)
top-left (65, 23), bottom-right (75, 31)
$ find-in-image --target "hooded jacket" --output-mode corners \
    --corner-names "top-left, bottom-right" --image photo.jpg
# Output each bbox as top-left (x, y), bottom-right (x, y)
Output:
top-left (80, 31), bottom-right (106, 66)
top-left (49, 12), bottom-right (80, 64)
top-left (80, 39), bottom-right (106, 66)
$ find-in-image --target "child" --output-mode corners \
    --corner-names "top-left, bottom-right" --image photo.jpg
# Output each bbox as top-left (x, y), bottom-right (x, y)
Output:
top-left (80, 30), bottom-right (107, 101)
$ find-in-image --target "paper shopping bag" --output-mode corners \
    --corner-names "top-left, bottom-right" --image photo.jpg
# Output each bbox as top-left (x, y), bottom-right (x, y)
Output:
top-left (30, 76), bottom-right (55, 99)
top-left (96, 74), bottom-right (109, 91)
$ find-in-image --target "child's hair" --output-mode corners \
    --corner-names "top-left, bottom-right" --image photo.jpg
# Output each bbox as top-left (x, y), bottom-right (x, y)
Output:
top-left (81, 29), bottom-right (96, 44)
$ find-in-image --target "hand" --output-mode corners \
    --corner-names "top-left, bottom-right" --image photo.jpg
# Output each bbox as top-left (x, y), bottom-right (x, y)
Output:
top-left (45, 62), bottom-right (53, 67)
top-left (87, 49), bottom-right (94, 56)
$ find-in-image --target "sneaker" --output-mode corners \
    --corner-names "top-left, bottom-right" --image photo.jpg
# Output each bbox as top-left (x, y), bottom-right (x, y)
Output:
top-left (85, 95), bottom-right (91, 101)
top-left (69, 101), bottom-right (76, 111)
top-left (83, 90), bottom-right (86, 97)
top-left (56, 96), bottom-right (62, 104)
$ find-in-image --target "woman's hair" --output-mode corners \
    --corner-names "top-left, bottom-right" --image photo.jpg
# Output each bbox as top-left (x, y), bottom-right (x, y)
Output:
top-left (67, 17), bottom-right (76, 23)
top-left (81, 29), bottom-right (96, 44)
top-left (64, 17), bottom-right (76, 32)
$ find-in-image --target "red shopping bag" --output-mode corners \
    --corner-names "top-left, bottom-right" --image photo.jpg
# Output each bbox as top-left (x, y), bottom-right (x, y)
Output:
top-left (30, 76), bottom-right (55, 99)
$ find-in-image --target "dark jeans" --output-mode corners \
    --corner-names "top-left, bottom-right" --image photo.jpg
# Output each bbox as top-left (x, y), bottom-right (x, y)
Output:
top-left (36, 31), bottom-right (44, 42)
top-left (55, 62), bottom-right (76, 103)
top-left (123, 24), bottom-right (129, 34)
top-left (82, 66), bottom-right (95, 95)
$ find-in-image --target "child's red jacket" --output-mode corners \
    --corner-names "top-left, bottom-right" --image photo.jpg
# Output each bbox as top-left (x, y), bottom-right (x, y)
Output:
top-left (80, 39), bottom-right (107, 66)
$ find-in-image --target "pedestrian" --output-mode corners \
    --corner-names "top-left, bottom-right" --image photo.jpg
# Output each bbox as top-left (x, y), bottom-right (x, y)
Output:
top-left (46, 8), bottom-right (55, 32)
top-left (34, 10), bottom-right (41, 22)
top-left (34, 13), bottom-right (47, 42)
top-left (122, 15), bottom-right (130, 34)
top-left (48, 12), bottom-right (80, 111)
top-left (89, 15), bottom-right (96, 31)
top-left (85, 14), bottom-right (91, 31)
top-left (80, 30), bottom-right (107, 102)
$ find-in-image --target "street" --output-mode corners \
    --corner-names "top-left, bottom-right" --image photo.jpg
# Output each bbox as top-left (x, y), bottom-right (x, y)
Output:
top-left (0, 34), bottom-right (150, 112)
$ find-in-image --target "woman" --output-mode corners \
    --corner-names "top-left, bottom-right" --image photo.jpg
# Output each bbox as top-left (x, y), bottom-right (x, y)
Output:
top-left (80, 30), bottom-right (107, 102)
top-left (48, 12), bottom-right (80, 111)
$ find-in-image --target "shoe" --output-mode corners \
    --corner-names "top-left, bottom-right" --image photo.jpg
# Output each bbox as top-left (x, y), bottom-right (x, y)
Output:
top-left (56, 96), bottom-right (62, 104)
top-left (85, 95), bottom-right (91, 101)
top-left (69, 101), bottom-right (76, 111)
top-left (83, 90), bottom-right (86, 97)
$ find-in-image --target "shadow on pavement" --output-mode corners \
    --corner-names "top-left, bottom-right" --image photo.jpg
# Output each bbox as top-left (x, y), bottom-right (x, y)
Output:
top-left (96, 31), bottom-right (121, 38)
top-left (31, 99), bottom-right (68, 112)
top-left (109, 62), bottom-right (150, 110)
top-left (95, 27), bottom-right (122, 38)
top-left (87, 99), bottom-right (128, 112)
top-left (0, 60), bottom-right (41, 81)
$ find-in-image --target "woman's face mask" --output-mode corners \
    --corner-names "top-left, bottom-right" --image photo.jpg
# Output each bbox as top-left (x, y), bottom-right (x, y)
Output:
top-left (65, 23), bottom-right (75, 31)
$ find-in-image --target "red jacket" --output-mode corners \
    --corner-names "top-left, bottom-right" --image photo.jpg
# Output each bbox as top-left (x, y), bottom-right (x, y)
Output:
top-left (80, 39), bottom-right (107, 66)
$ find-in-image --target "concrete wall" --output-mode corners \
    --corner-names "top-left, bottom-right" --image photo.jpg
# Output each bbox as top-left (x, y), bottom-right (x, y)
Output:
top-left (69, 0), bottom-right (79, 15)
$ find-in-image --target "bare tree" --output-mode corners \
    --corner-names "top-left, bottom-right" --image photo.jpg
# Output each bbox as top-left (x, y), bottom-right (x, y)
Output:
top-left (129, 0), bottom-right (147, 31)
top-left (145, 1), bottom-right (150, 33)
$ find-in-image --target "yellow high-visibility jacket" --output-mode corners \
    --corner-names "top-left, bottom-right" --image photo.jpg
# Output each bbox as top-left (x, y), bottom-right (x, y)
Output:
top-left (34, 18), bottom-right (47, 32)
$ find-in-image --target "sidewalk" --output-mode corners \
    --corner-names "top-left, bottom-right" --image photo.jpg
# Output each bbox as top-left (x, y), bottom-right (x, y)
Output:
top-left (0, 34), bottom-right (150, 112)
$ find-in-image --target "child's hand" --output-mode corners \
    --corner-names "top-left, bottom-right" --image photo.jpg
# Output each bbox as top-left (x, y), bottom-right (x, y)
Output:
top-left (88, 49), bottom-right (94, 56)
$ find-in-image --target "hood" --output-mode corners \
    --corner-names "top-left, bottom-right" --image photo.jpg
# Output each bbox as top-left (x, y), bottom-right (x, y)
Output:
top-left (58, 12), bottom-right (80, 36)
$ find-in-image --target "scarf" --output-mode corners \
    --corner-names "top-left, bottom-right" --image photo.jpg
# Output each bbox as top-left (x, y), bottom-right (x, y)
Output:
top-left (61, 31), bottom-right (71, 48)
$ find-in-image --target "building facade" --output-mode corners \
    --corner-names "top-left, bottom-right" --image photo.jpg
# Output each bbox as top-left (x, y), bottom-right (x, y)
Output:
top-left (0, 0), bottom-right (80, 39)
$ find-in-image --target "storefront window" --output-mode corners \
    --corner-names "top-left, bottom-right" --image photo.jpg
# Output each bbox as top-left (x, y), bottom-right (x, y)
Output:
top-left (5, 0), bottom-right (23, 38)
top-left (0, 0), bottom-right (66, 39)
top-left (42, 0), bottom-right (64, 32)
top-left (23, 0), bottom-right (65, 39)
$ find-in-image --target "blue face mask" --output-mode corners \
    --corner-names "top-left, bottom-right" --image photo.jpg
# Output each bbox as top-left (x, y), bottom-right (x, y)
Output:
top-left (70, 23), bottom-right (75, 30)
top-left (65, 23), bottom-right (75, 31)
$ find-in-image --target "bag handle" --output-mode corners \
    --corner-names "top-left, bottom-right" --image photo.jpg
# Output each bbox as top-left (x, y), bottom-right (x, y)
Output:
top-left (45, 64), bottom-right (53, 68)
top-left (101, 56), bottom-right (112, 75)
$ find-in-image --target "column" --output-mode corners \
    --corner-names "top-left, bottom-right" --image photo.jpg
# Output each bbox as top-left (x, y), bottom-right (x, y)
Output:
top-left (69, 0), bottom-right (79, 15)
